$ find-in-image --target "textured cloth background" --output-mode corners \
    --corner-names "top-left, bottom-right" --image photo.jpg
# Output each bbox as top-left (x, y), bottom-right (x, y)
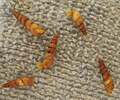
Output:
top-left (0, 0), bottom-right (120, 100)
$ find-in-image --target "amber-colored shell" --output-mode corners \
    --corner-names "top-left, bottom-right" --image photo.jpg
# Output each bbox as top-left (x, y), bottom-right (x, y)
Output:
top-left (37, 33), bottom-right (58, 69)
top-left (66, 9), bottom-right (87, 35)
top-left (13, 10), bottom-right (45, 35)
top-left (2, 77), bottom-right (34, 88)
top-left (98, 58), bottom-right (114, 95)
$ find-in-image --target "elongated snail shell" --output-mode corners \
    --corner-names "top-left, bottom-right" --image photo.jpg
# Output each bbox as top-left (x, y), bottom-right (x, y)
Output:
top-left (13, 10), bottom-right (45, 35)
top-left (66, 9), bottom-right (87, 35)
top-left (98, 58), bottom-right (114, 95)
top-left (2, 77), bottom-right (34, 88)
top-left (37, 33), bottom-right (58, 69)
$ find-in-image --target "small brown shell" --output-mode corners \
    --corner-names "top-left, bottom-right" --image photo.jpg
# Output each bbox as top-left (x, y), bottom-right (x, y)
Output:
top-left (98, 58), bottom-right (114, 95)
top-left (66, 9), bottom-right (87, 35)
top-left (13, 10), bottom-right (45, 35)
top-left (2, 77), bottom-right (34, 88)
top-left (37, 33), bottom-right (58, 69)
